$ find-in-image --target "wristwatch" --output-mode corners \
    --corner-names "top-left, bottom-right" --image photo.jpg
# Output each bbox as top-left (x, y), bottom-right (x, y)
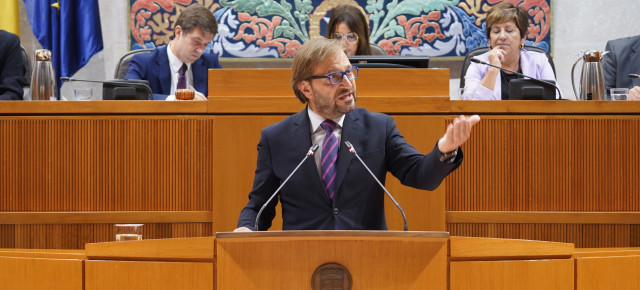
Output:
top-left (439, 148), bottom-right (458, 163)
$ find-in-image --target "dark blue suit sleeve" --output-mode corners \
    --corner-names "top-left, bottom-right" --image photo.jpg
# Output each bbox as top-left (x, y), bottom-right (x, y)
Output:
top-left (0, 31), bottom-right (25, 100)
top-left (237, 130), bottom-right (280, 230)
top-left (124, 55), bottom-right (144, 81)
top-left (384, 116), bottom-right (462, 191)
top-left (125, 53), bottom-right (169, 100)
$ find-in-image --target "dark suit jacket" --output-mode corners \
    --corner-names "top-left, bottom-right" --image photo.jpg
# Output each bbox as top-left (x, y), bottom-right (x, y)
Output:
top-left (0, 30), bottom-right (26, 100)
top-left (604, 35), bottom-right (640, 95)
top-left (124, 45), bottom-right (221, 99)
top-left (237, 107), bottom-right (463, 231)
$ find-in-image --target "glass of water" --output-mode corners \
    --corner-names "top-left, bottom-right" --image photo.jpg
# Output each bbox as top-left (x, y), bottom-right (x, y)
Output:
top-left (610, 88), bottom-right (629, 100)
top-left (115, 224), bottom-right (143, 241)
top-left (74, 88), bottom-right (92, 101)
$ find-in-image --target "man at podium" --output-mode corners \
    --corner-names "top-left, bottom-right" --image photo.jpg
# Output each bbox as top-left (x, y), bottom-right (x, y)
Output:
top-left (235, 38), bottom-right (480, 232)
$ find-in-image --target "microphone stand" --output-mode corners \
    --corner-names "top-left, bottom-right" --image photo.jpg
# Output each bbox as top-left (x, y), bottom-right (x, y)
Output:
top-left (470, 58), bottom-right (564, 100)
top-left (344, 141), bottom-right (408, 231)
top-left (254, 144), bottom-right (319, 231)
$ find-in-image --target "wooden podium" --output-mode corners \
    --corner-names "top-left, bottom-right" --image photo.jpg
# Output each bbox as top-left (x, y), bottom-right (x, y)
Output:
top-left (82, 231), bottom-right (448, 290)
top-left (216, 231), bottom-right (449, 289)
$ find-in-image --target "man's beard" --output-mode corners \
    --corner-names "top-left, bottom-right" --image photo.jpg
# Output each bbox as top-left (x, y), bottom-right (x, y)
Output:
top-left (311, 87), bottom-right (356, 119)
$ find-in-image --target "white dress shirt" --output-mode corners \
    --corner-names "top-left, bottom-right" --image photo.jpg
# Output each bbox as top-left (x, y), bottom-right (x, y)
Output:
top-left (167, 42), bottom-right (193, 95)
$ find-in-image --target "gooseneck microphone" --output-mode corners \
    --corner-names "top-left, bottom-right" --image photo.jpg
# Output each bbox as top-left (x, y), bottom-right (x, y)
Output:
top-left (470, 58), bottom-right (564, 100)
top-left (61, 77), bottom-right (105, 83)
top-left (344, 141), bottom-right (408, 231)
top-left (254, 144), bottom-right (319, 231)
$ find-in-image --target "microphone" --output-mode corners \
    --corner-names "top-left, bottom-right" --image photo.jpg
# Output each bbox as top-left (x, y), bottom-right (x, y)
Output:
top-left (629, 74), bottom-right (640, 79)
top-left (470, 58), bottom-right (564, 100)
top-left (254, 144), bottom-right (319, 231)
top-left (344, 141), bottom-right (408, 231)
top-left (60, 77), bottom-right (153, 100)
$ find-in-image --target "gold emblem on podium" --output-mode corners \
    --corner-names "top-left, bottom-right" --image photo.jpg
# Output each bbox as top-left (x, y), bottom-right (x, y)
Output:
top-left (311, 263), bottom-right (352, 290)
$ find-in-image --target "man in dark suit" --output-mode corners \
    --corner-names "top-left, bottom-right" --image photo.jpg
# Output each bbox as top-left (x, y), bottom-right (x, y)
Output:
top-left (603, 35), bottom-right (640, 100)
top-left (235, 38), bottom-right (480, 231)
top-left (0, 30), bottom-right (26, 100)
top-left (125, 4), bottom-right (221, 100)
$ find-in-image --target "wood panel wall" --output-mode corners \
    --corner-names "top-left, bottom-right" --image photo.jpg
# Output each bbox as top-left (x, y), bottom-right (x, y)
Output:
top-left (446, 116), bottom-right (640, 247)
top-left (3, 97), bottom-right (640, 248)
top-left (0, 117), bottom-right (214, 248)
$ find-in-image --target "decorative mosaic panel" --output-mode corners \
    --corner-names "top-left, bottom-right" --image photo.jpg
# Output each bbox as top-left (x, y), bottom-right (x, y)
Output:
top-left (129, 0), bottom-right (552, 57)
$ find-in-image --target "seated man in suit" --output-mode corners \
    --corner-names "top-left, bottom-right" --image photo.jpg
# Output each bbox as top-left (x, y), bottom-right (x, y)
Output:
top-left (603, 35), bottom-right (640, 100)
top-left (235, 38), bottom-right (480, 232)
top-left (0, 30), bottom-right (26, 100)
top-left (125, 4), bottom-right (221, 100)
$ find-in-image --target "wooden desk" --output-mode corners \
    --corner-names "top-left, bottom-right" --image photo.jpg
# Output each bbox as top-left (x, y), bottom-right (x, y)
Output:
top-left (0, 249), bottom-right (85, 290)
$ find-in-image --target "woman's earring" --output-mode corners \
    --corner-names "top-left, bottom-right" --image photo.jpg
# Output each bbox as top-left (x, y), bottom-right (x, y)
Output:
top-left (520, 43), bottom-right (524, 49)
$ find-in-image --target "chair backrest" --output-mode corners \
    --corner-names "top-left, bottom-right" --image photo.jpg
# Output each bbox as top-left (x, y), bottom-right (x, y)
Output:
top-left (459, 45), bottom-right (556, 89)
top-left (369, 43), bottom-right (386, 55)
top-left (114, 49), bottom-right (154, 79)
top-left (21, 45), bottom-right (31, 85)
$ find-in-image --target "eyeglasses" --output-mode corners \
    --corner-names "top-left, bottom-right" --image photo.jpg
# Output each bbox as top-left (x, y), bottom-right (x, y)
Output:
top-left (308, 67), bottom-right (359, 85)
top-left (333, 32), bottom-right (359, 43)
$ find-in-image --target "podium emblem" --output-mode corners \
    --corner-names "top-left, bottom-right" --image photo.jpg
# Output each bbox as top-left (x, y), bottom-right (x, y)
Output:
top-left (311, 263), bottom-right (352, 290)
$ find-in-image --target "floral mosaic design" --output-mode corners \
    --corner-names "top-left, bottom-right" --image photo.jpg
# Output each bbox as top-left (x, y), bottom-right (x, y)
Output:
top-left (129, 0), bottom-right (552, 57)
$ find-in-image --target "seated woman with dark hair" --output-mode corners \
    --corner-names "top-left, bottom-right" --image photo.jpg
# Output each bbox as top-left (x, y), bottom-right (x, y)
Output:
top-left (461, 2), bottom-right (556, 100)
top-left (326, 4), bottom-right (384, 56)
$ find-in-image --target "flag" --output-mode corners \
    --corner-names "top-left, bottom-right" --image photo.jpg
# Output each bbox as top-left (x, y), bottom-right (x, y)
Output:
top-left (23, 0), bottom-right (103, 91)
top-left (0, 0), bottom-right (20, 35)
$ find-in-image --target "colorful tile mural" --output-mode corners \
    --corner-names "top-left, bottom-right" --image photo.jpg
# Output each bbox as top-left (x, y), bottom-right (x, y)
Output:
top-left (129, 0), bottom-right (552, 57)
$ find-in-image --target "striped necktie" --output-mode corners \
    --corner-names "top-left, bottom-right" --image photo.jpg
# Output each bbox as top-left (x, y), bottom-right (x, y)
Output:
top-left (320, 120), bottom-right (338, 199)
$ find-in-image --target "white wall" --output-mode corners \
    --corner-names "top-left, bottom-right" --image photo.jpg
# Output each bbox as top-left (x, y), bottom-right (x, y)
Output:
top-left (553, 0), bottom-right (640, 100)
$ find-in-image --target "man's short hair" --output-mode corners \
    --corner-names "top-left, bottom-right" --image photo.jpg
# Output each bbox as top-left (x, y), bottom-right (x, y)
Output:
top-left (291, 38), bottom-right (343, 103)
top-left (175, 4), bottom-right (218, 36)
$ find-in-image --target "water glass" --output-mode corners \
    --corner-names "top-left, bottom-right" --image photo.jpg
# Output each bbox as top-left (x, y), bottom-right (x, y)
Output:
top-left (115, 224), bottom-right (143, 241)
top-left (610, 88), bottom-right (629, 100)
top-left (74, 88), bottom-right (92, 101)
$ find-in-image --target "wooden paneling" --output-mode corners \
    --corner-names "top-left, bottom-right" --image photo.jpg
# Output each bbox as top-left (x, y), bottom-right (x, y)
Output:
top-left (0, 211), bottom-right (210, 224)
top-left (575, 255), bottom-right (640, 290)
top-left (85, 236), bottom-right (214, 262)
top-left (450, 259), bottom-right (574, 290)
top-left (448, 224), bottom-right (640, 248)
top-left (0, 223), bottom-right (211, 249)
top-left (447, 117), bottom-right (640, 211)
top-left (216, 232), bottom-right (448, 290)
top-left (0, 117), bottom-right (215, 211)
top-left (209, 68), bottom-right (449, 98)
top-left (0, 116), bottom-right (215, 248)
top-left (207, 95), bottom-right (451, 114)
top-left (451, 100), bottom-right (640, 114)
top-left (85, 260), bottom-right (214, 290)
top-left (0, 256), bottom-right (84, 290)
top-left (449, 236), bottom-right (574, 261)
top-left (0, 100), bottom-right (208, 114)
top-left (447, 211), bottom-right (640, 224)
top-left (445, 115), bottom-right (640, 247)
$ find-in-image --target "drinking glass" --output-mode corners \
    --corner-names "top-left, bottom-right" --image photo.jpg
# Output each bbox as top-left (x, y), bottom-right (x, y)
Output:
top-left (115, 224), bottom-right (143, 241)
top-left (74, 88), bottom-right (92, 101)
top-left (610, 88), bottom-right (629, 100)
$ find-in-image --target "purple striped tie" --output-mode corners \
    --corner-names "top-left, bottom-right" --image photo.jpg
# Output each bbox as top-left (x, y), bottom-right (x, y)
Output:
top-left (177, 63), bottom-right (187, 89)
top-left (320, 120), bottom-right (338, 199)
